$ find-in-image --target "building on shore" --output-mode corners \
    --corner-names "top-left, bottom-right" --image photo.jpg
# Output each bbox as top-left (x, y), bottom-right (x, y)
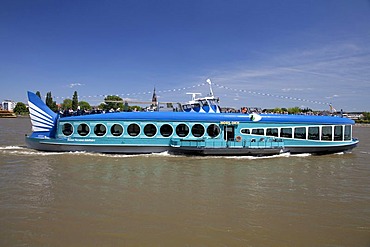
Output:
top-left (1, 100), bottom-right (16, 112)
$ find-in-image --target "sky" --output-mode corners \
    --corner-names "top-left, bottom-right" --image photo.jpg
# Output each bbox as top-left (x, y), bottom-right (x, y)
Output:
top-left (1, 0), bottom-right (370, 111)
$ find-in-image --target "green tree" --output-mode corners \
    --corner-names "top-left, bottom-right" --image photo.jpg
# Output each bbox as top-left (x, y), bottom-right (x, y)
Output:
top-left (102, 95), bottom-right (124, 111)
top-left (272, 107), bottom-right (283, 113)
top-left (288, 107), bottom-right (301, 114)
top-left (78, 101), bottom-right (91, 110)
top-left (45, 92), bottom-right (58, 112)
top-left (36, 91), bottom-right (42, 99)
top-left (363, 112), bottom-right (370, 120)
top-left (13, 102), bottom-right (28, 115)
top-left (61, 99), bottom-right (72, 110)
top-left (72, 91), bottom-right (78, 111)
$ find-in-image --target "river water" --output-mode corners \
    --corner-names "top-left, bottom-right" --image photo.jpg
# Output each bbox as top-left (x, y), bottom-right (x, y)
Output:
top-left (0, 117), bottom-right (369, 246)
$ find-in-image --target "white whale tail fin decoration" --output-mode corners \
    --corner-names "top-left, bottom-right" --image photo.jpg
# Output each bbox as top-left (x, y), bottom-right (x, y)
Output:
top-left (27, 91), bottom-right (58, 138)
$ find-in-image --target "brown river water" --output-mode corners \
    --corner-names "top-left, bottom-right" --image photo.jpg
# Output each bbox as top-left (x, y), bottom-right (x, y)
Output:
top-left (0, 118), bottom-right (369, 246)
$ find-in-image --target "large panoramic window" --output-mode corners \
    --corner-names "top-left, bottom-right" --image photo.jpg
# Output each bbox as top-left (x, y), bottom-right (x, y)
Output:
top-left (77, 123), bottom-right (90, 136)
top-left (62, 123), bottom-right (73, 136)
top-left (321, 126), bottom-right (332, 141)
top-left (280, 128), bottom-right (292, 138)
top-left (252, 128), bottom-right (265, 135)
top-left (176, 124), bottom-right (189, 137)
top-left (144, 124), bottom-right (157, 137)
top-left (207, 124), bottom-right (220, 138)
top-left (191, 124), bottom-right (205, 137)
top-left (94, 124), bottom-right (106, 136)
top-left (308, 127), bottom-right (319, 140)
top-left (241, 128), bottom-right (250, 134)
top-left (266, 128), bottom-right (278, 137)
top-left (334, 126), bottom-right (343, 141)
top-left (344, 125), bottom-right (351, 141)
top-left (294, 127), bottom-right (306, 139)
top-left (111, 124), bottom-right (123, 136)
top-left (160, 124), bottom-right (173, 137)
top-left (128, 123), bottom-right (140, 137)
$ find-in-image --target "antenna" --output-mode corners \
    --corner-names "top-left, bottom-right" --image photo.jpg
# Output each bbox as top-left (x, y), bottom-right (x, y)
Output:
top-left (206, 78), bottom-right (214, 97)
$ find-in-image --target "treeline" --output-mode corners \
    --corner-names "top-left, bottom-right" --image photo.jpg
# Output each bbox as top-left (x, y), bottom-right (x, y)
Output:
top-left (356, 112), bottom-right (370, 124)
top-left (12, 91), bottom-right (143, 115)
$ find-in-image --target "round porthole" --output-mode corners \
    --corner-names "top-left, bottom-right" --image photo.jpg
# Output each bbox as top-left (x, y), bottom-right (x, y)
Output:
top-left (192, 124), bottom-right (205, 137)
top-left (144, 124), bottom-right (157, 137)
top-left (160, 124), bottom-right (173, 137)
top-left (207, 124), bottom-right (220, 138)
top-left (77, 123), bottom-right (90, 136)
top-left (176, 124), bottom-right (189, 137)
top-left (62, 123), bottom-right (73, 136)
top-left (111, 124), bottom-right (123, 136)
top-left (128, 123), bottom-right (140, 137)
top-left (94, 124), bottom-right (107, 136)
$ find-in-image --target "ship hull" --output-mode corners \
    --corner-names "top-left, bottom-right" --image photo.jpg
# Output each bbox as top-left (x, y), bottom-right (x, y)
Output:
top-left (25, 136), bottom-right (169, 154)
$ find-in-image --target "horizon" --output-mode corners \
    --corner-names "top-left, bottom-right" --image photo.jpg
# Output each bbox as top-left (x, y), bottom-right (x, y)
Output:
top-left (1, 0), bottom-right (369, 111)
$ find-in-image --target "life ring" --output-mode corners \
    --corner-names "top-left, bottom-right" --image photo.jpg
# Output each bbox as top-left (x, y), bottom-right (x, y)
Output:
top-left (236, 136), bottom-right (242, 142)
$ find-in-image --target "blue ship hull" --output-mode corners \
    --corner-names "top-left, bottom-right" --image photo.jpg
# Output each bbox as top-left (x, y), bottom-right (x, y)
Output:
top-left (25, 91), bottom-right (359, 156)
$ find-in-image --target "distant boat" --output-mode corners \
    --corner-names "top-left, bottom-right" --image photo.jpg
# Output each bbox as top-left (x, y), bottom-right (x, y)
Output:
top-left (25, 81), bottom-right (358, 156)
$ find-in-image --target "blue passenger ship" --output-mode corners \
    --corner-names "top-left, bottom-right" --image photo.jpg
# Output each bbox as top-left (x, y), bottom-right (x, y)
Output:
top-left (25, 84), bottom-right (358, 156)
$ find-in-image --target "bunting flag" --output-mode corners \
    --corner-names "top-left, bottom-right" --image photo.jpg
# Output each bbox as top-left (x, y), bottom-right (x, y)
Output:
top-left (51, 81), bottom-right (330, 106)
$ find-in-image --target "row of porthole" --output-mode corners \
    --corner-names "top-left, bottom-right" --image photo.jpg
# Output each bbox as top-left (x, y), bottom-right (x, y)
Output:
top-left (61, 122), bottom-right (221, 138)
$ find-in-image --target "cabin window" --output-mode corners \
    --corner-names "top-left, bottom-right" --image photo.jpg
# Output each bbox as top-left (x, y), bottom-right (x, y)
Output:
top-left (77, 123), bottom-right (90, 136)
top-left (308, 127), bottom-right (319, 140)
top-left (321, 126), bottom-right (332, 141)
top-left (334, 126), bottom-right (343, 141)
top-left (280, 128), bottom-right (292, 138)
top-left (176, 124), bottom-right (189, 137)
top-left (128, 123), bottom-right (140, 137)
top-left (241, 129), bottom-right (250, 134)
top-left (294, 127), bottom-right (306, 139)
top-left (266, 128), bottom-right (278, 137)
top-left (62, 123), bottom-right (73, 136)
top-left (144, 124), bottom-right (157, 137)
top-left (344, 125), bottom-right (351, 141)
top-left (111, 124), bottom-right (123, 136)
top-left (191, 124), bottom-right (205, 137)
top-left (94, 124), bottom-right (106, 136)
top-left (252, 128), bottom-right (265, 135)
top-left (207, 124), bottom-right (220, 138)
top-left (160, 124), bottom-right (173, 137)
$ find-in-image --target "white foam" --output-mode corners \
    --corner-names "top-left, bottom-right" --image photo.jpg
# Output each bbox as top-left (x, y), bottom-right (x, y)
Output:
top-left (0, 146), bottom-right (26, 150)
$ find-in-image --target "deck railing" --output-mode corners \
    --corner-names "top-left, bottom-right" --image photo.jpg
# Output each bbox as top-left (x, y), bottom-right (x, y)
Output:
top-left (170, 137), bottom-right (285, 149)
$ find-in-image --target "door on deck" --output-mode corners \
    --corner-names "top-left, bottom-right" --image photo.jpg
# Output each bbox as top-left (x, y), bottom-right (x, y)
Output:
top-left (223, 126), bottom-right (235, 141)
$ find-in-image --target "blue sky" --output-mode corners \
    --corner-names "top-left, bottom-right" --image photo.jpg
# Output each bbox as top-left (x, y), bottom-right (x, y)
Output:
top-left (1, 0), bottom-right (369, 111)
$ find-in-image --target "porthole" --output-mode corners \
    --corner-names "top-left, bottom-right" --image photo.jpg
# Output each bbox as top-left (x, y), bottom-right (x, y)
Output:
top-left (111, 124), bottom-right (123, 136)
top-left (176, 124), bottom-right (189, 137)
top-left (128, 123), bottom-right (140, 137)
top-left (191, 124), bottom-right (205, 137)
top-left (144, 124), bottom-right (157, 137)
top-left (160, 124), bottom-right (173, 137)
top-left (77, 123), bottom-right (90, 136)
top-left (207, 124), bottom-right (220, 138)
top-left (94, 124), bottom-right (107, 136)
top-left (62, 123), bottom-right (73, 136)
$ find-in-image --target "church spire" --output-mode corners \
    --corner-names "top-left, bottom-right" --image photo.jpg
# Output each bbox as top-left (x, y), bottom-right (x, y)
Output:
top-left (151, 87), bottom-right (157, 104)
